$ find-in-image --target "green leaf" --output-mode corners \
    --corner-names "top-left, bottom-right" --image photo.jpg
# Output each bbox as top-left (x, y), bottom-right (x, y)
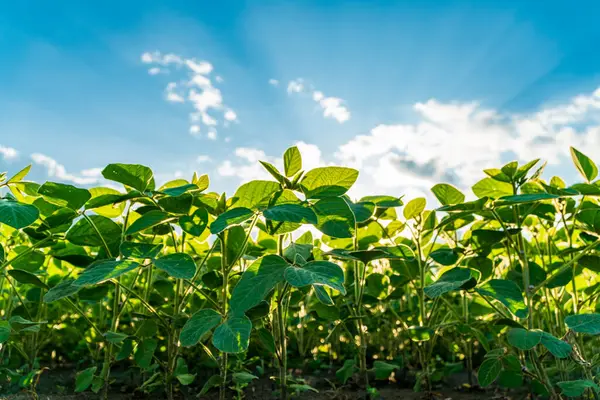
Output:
top-left (300, 167), bottom-right (358, 199)
top-left (74, 260), bottom-right (139, 286)
top-left (476, 279), bottom-right (528, 319)
top-left (66, 215), bottom-right (121, 247)
top-left (231, 180), bottom-right (280, 210)
top-left (199, 375), bottom-right (223, 396)
top-left (431, 184), bottom-right (465, 206)
top-left (284, 260), bottom-right (346, 294)
top-left (104, 331), bottom-right (128, 344)
top-left (565, 313), bottom-right (600, 335)
top-left (43, 279), bottom-right (81, 302)
top-left (495, 193), bottom-right (561, 206)
top-left (102, 163), bottom-right (155, 192)
top-left (557, 380), bottom-right (599, 397)
top-left (336, 359), bottom-right (356, 384)
top-left (38, 182), bottom-right (91, 210)
top-left (283, 146), bottom-right (302, 177)
top-left (370, 361), bottom-right (400, 380)
top-left (403, 197), bottom-right (426, 220)
top-left (313, 285), bottom-right (334, 305)
top-left (120, 242), bottom-right (163, 259)
top-left (540, 331), bottom-right (571, 358)
top-left (507, 328), bottom-right (542, 350)
top-left (75, 366), bottom-right (97, 392)
top-left (429, 247), bottom-right (460, 266)
top-left (154, 253), bottom-right (196, 279)
top-left (179, 309), bottom-right (222, 347)
top-left (0, 198), bottom-right (39, 229)
top-left (347, 200), bottom-right (375, 223)
top-left (232, 372), bottom-right (258, 385)
top-left (179, 208), bottom-right (209, 237)
top-left (0, 320), bottom-right (10, 343)
top-left (7, 165), bottom-right (31, 183)
top-left (472, 178), bottom-right (513, 199)
top-left (313, 197), bottom-right (355, 238)
top-left (7, 269), bottom-right (48, 289)
top-left (477, 358), bottom-right (502, 387)
top-left (359, 195), bottom-right (403, 208)
top-left (570, 147), bottom-right (598, 182)
top-left (210, 208), bottom-right (254, 234)
top-left (230, 255), bottom-right (289, 314)
top-left (260, 161), bottom-right (288, 186)
top-left (161, 183), bottom-right (198, 197)
top-left (135, 338), bottom-right (158, 369)
top-left (176, 373), bottom-right (196, 386)
top-left (257, 327), bottom-right (276, 353)
top-left (424, 268), bottom-right (471, 298)
top-left (212, 315), bottom-right (252, 353)
top-left (126, 210), bottom-right (173, 235)
top-left (263, 203), bottom-right (317, 224)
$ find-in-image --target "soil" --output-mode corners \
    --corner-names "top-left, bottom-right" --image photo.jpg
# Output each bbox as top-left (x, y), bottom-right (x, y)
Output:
top-left (1, 368), bottom-right (528, 400)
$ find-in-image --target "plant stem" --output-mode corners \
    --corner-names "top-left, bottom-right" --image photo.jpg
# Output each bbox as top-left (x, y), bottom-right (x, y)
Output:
top-left (219, 233), bottom-right (228, 400)
top-left (100, 279), bottom-right (120, 400)
top-left (276, 235), bottom-right (288, 400)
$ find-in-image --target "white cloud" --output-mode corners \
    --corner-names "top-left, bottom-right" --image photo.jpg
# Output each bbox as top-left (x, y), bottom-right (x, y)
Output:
top-left (0, 145), bottom-right (18, 161)
top-left (286, 79), bottom-right (350, 123)
top-left (197, 155), bottom-right (212, 163)
top-left (141, 51), bottom-right (237, 140)
top-left (269, 79), bottom-right (279, 87)
top-left (148, 67), bottom-right (162, 75)
top-left (31, 153), bottom-right (102, 185)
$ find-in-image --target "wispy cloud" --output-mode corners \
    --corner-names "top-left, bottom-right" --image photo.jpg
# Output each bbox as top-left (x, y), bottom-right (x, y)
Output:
top-left (31, 153), bottom-right (102, 185)
top-left (141, 51), bottom-right (237, 140)
top-left (0, 145), bottom-right (18, 161)
top-left (285, 78), bottom-right (350, 123)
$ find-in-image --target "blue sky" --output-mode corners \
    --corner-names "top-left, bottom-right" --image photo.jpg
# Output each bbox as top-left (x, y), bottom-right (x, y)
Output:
top-left (2, 0), bottom-right (600, 200)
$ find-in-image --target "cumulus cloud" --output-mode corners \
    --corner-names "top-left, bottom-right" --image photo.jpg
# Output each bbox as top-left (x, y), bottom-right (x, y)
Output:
top-left (141, 51), bottom-right (237, 140)
top-left (0, 145), bottom-right (18, 161)
top-left (31, 153), bottom-right (102, 185)
top-left (269, 79), bottom-right (279, 87)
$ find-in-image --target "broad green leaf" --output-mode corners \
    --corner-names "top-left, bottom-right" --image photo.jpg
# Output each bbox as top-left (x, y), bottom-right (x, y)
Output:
top-left (570, 147), bottom-right (598, 182)
top-left (507, 328), bottom-right (542, 350)
top-left (153, 253), bottom-right (196, 279)
top-left (476, 279), bottom-right (528, 319)
top-left (478, 357), bottom-right (502, 387)
top-left (104, 331), bottom-right (128, 344)
top-left (370, 361), bottom-right (400, 380)
top-left (192, 173), bottom-right (210, 191)
top-left (472, 178), bottom-right (513, 199)
top-left (336, 359), bottom-right (356, 384)
top-left (161, 183), bottom-right (198, 197)
top-left (43, 279), bottom-right (81, 303)
top-left (313, 285), bottom-right (334, 305)
top-left (283, 146), bottom-right (302, 177)
top-left (557, 380), bottom-right (599, 397)
top-left (313, 197), bottom-right (355, 238)
top-left (0, 320), bottom-right (10, 343)
top-left (38, 182), bottom-right (91, 210)
top-left (230, 255), bottom-right (289, 313)
top-left (7, 269), bottom-right (48, 289)
top-left (66, 215), bottom-right (121, 247)
top-left (424, 268), bottom-right (471, 298)
top-left (210, 207), bottom-right (254, 234)
top-left (126, 210), bottom-right (173, 235)
top-left (233, 372), bottom-right (258, 385)
top-left (212, 315), bottom-right (252, 353)
top-left (346, 200), bottom-right (375, 223)
top-left (74, 260), bottom-right (139, 286)
top-left (300, 167), bottom-right (358, 199)
top-left (120, 242), bottom-right (163, 259)
top-left (359, 195), bottom-right (403, 208)
top-left (260, 161), bottom-right (288, 185)
top-left (429, 247), bottom-right (460, 266)
top-left (540, 331), bottom-right (571, 358)
top-left (0, 198), bottom-right (39, 229)
top-left (135, 338), bottom-right (158, 369)
top-left (231, 180), bottom-right (280, 210)
top-left (85, 189), bottom-right (140, 215)
top-left (257, 327), bottom-right (276, 353)
top-left (115, 339), bottom-right (133, 361)
top-left (403, 197), bottom-right (426, 220)
top-left (179, 208), bottom-right (209, 237)
top-left (495, 193), bottom-right (560, 206)
top-left (284, 260), bottom-right (346, 294)
top-left (265, 189), bottom-right (303, 235)
top-left (179, 309), bottom-right (222, 347)
top-left (176, 373), bottom-right (196, 386)
top-left (565, 313), bottom-right (600, 335)
top-left (75, 367), bottom-right (97, 392)
top-left (199, 375), bottom-right (223, 396)
top-left (102, 163), bottom-right (155, 192)
top-left (263, 203), bottom-right (317, 224)
top-left (431, 184), bottom-right (465, 206)
top-left (283, 242), bottom-right (313, 265)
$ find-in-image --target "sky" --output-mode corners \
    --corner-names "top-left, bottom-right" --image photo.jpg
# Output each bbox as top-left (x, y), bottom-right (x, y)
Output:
top-left (2, 0), bottom-right (600, 203)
